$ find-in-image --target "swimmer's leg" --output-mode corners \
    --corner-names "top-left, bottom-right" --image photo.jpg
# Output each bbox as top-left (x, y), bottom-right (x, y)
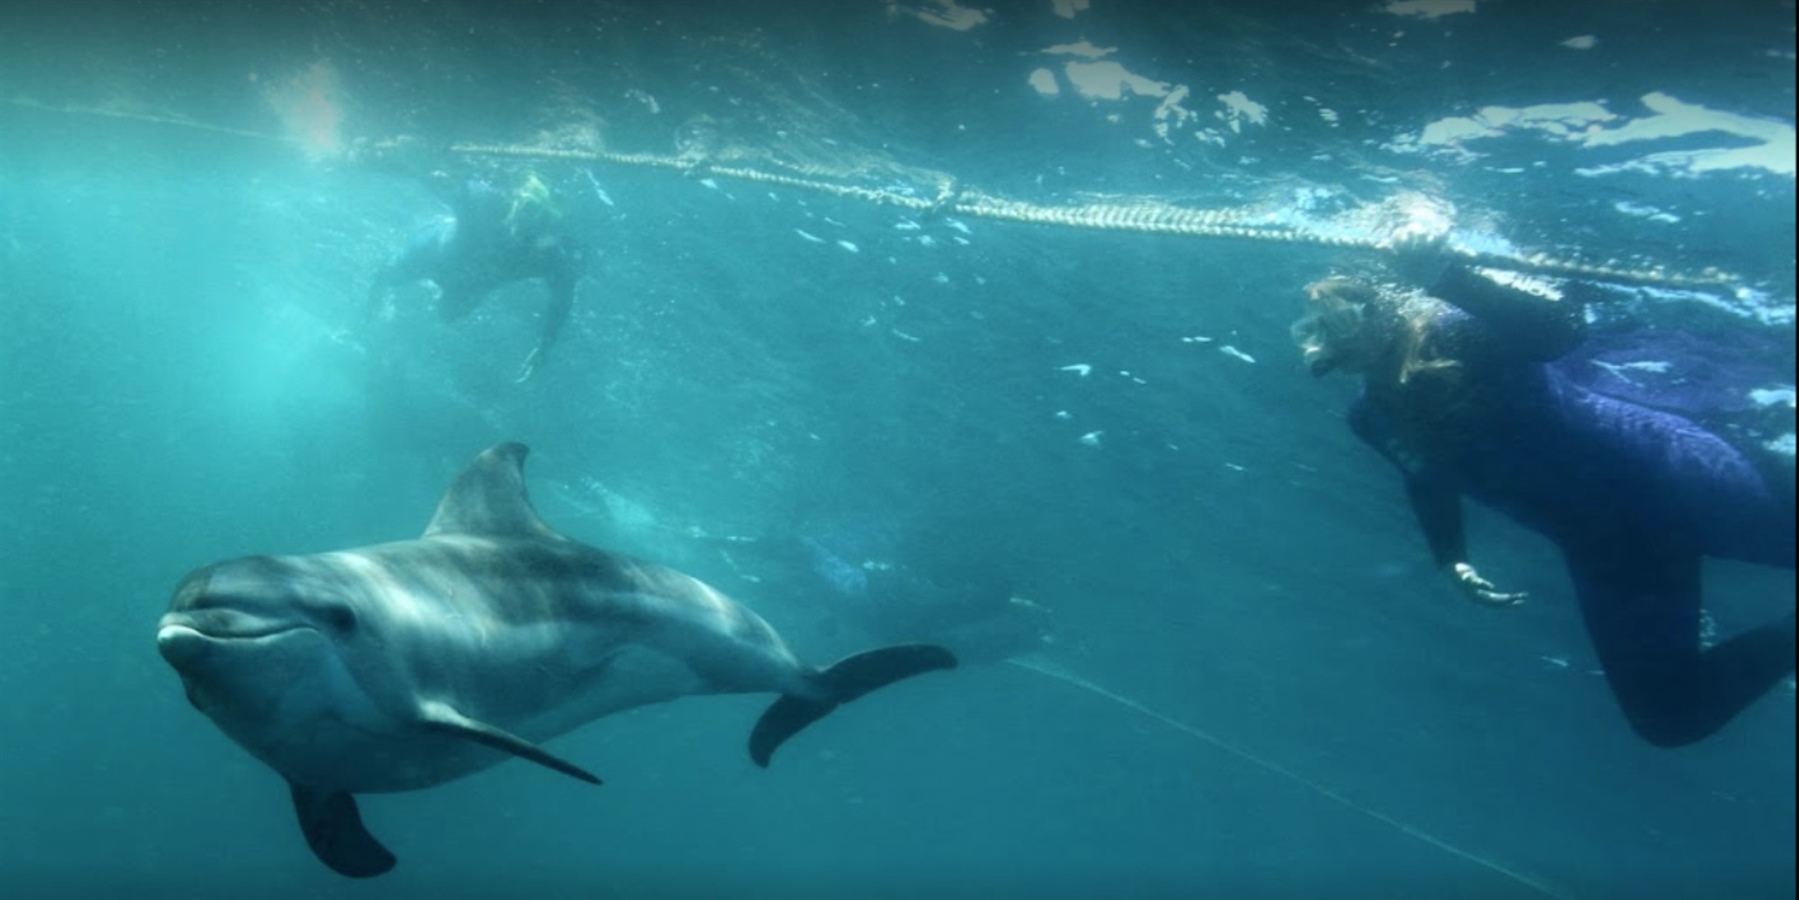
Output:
top-left (1566, 545), bottom-right (1796, 747)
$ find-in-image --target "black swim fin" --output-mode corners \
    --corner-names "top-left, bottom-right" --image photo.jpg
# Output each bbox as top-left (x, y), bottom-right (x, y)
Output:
top-left (290, 784), bottom-right (396, 878)
top-left (749, 643), bottom-right (958, 767)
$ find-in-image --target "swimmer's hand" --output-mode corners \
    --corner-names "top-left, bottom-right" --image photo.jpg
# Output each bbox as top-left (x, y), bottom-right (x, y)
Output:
top-left (1389, 233), bottom-right (1453, 287)
top-left (1377, 190), bottom-right (1453, 264)
top-left (1451, 562), bottom-right (1526, 607)
top-left (514, 347), bottom-right (544, 383)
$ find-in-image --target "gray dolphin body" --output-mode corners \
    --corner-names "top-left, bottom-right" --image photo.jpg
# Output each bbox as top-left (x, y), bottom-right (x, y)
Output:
top-left (156, 442), bottom-right (957, 878)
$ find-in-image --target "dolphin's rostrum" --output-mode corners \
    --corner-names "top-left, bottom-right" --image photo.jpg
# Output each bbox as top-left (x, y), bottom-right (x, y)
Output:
top-left (157, 442), bottom-right (957, 878)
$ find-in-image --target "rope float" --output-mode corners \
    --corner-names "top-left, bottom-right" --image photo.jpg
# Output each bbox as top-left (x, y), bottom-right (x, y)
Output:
top-left (0, 96), bottom-right (1744, 290)
top-left (452, 140), bottom-right (1742, 290)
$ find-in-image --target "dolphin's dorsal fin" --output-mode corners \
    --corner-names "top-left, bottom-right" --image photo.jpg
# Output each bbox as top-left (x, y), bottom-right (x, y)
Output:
top-left (416, 699), bottom-right (603, 785)
top-left (424, 442), bottom-right (560, 539)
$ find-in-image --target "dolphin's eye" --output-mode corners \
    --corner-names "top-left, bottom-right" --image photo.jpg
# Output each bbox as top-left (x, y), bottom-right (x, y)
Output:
top-left (321, 604), bottom-right (358, 634)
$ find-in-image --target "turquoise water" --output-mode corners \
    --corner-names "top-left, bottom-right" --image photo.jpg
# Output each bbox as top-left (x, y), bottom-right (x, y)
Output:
top-left (1, 2), bottom-right (1793, 898)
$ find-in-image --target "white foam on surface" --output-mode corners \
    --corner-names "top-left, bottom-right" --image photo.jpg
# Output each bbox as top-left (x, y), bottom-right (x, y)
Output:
top-left (1399, 93), bottom-right (1794, 178)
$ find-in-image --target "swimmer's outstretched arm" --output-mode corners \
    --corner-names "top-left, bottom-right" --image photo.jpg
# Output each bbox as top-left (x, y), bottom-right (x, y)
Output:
top-left (1352, 400), bottom-right (1527, 608)
top-left (1405, 469), bottom-right (1528, 607)
top-left (1403, 469), bottom-right (1464, 573)
top-left (1424, 263), bottom-right (1589, 362)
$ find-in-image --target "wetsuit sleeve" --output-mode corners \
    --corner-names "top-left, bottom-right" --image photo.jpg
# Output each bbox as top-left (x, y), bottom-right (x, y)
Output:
top-left (1403, 469), bottom-right (1467, 570)
top-left (535, 247), bottom-right (578, 353)
top-left (365, 220), bottom-right (452, 319)
top-left (1426, 264), bottom-right (1588, 362)
top-left (365, 266), bottom-right (397, 320)
top-left (1349, 395), bottom-right (1467, 570)
top-left (434, 178), bottom-right (508, 240)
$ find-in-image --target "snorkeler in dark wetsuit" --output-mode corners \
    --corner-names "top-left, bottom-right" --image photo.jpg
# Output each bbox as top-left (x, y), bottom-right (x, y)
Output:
top-left (366, 171), bottom-right (581, 382)
top-left (1293, 257), bottom-right (1795, 747)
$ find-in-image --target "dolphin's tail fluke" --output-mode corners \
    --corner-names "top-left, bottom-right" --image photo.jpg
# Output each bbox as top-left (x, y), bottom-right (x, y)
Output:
top-left (749, 643), bottom-right (957, 767)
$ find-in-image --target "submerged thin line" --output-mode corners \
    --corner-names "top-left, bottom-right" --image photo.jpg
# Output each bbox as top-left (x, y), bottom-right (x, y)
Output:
top-left (1006, 656), bottom-right (1575, 900)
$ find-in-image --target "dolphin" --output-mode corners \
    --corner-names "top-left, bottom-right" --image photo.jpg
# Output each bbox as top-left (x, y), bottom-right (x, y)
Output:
top-left (156, 442), bottom-right (957, 878)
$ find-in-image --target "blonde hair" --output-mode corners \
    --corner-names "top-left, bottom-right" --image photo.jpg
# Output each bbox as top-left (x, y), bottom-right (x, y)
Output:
top-left (1302, 277), bottom-right (1476, 456)
top-left (505, 171), bottom-right (560, 231)
top-left (1298, 277), bottom-right (1372, 343)
top-left (1301, 277), bottom-right (1459, 386)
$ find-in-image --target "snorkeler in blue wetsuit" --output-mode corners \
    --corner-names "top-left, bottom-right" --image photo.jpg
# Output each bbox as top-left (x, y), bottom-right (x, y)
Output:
top-left (1293, 257), bottom-right (1795, 747)
top-left (366, 170), bottom-right (581, 382)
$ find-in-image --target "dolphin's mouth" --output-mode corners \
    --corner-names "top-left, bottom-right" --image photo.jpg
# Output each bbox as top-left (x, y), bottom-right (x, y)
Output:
top-left (156, 622), bottom-right (318, 676)
top-left (157, 610), bottom-right (310, 642)
top-left (160, 621), bottom-right (308, 641)
top-left (157, 621), bottom-right (310, 643)
top-left (156, 615), bottom-right (315, 668)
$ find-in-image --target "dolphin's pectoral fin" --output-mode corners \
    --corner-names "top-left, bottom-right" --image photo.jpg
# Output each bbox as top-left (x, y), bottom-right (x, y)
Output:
top-left (417, 700), bottom-right (602, 785)
top-left (749, 643), bottom-right (958, 768)
top-left (290, 783), bottom-right (396, 879)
